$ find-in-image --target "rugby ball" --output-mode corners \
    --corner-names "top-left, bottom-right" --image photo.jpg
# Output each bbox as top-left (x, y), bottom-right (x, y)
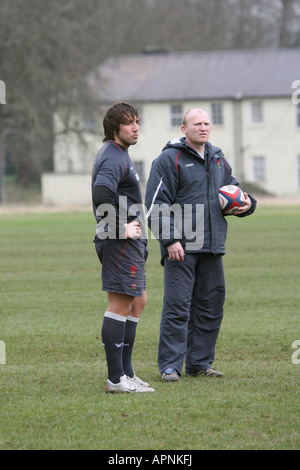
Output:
top-left (219, 185), bottom-right (245, 215)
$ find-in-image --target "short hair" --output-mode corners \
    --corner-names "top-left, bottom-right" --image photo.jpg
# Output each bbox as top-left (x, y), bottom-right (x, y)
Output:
top-left (182, 108), bottom-right (210, 126)
top-left (182, 109), bottom-right (192, 126)
top-left (103, 102), bottom-right (139, 142)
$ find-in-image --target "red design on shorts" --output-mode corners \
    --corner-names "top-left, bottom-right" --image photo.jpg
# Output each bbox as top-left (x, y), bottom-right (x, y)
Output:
top-left (117, 240), bottom-right (128, 271)
top-left (129, 265), bottom-right (138, 278)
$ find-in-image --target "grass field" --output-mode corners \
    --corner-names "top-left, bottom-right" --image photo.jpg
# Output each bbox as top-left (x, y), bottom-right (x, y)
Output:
top-left (0, 203), bottom-right (299, 450)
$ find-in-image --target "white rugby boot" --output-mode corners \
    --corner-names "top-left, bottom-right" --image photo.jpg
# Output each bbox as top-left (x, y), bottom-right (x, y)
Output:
top-left (105, 375), bottom-right (137, 393)
top-left (130, 374), bottom-right (155, 392)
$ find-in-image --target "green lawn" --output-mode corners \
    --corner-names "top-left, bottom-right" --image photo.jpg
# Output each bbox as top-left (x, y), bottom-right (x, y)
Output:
top-left (0, 204), bottom-right (299, 450)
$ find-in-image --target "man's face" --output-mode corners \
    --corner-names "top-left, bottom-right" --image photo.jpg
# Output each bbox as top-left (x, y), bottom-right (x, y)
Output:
top-left (114, 114), bottom-right (140, 149)
top-left (181, 110), bottom-right (211, 149)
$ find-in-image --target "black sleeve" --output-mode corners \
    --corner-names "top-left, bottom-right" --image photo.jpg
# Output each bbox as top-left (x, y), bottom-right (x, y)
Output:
top-left (235, 193), bottom-right (257, 218)
top-left (93, 185), bottom-right (126, 238)
top-left (93, 184), bottom-right (116, 208)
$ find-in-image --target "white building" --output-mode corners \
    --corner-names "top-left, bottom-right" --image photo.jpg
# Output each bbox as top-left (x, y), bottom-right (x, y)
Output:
top-left (42, 48), bottom-right (300, 206)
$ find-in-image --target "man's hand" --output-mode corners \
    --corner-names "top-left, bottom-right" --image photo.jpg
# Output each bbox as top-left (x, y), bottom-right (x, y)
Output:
top-left (167, 241), bottom-right (185, 262)
top-left (123, 220), bottom-right (141, 239)
top-left (234, 192), bottom-right (252, 215)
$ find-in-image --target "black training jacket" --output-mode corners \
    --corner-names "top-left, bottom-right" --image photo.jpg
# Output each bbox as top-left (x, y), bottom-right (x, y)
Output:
top-left (145, 137), bottom-right (256, 264)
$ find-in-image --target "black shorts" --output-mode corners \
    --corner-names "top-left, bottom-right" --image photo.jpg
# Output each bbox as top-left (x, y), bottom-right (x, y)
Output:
top-left (95, 238), bottom-right (147, 297)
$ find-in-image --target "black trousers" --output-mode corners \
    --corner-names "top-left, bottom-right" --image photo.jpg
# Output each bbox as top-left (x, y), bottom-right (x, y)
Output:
top-left (158, 253), bottom-right (226, 374)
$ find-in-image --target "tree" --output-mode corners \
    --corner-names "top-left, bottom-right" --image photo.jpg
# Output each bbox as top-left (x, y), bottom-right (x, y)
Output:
top-left (0, 0), bottom-right (107, 186)
top-left (0, 0), bottom-right (299, 190)
top-left (278, 0), bottom-right (300, 46)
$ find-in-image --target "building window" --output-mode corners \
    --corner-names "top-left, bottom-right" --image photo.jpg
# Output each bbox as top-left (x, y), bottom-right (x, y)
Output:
top-left (170, 104), bottom-right (183, 127)
top-left (250, 101), bottom-right (264, 124)
top-left (297, 104), bottom-right (300, 128)
top-left (252, 156), bottom-right (266, 182)
top-left (211, 103), bottom-right (224, 125)
top-left (133, 161), bottom-right (145, 183)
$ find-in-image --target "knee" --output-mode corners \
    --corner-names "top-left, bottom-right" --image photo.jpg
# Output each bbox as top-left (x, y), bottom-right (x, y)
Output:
top-left (107, 292), bottom-right (135, 317)
top-left (163, 297), bottom-right (190, 323)
top-left (130, 291), bottom-right (147, 317)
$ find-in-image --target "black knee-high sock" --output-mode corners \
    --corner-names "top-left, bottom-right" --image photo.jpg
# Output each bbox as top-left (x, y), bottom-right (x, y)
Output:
top-left (123, 316), bottom-right (139, 378)
top-left (101, 311), bottom-right (126, 384)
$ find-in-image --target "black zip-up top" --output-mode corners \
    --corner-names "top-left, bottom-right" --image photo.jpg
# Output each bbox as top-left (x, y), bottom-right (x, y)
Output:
top-left (145, 137), bottom-right (256, 264)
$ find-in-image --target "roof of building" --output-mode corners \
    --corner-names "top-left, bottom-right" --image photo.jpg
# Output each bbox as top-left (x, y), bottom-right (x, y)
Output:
top-left (88, 48), bottom-right (300, 102)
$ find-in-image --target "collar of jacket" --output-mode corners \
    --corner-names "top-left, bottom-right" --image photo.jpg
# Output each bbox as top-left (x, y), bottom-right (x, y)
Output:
top-left (164, 137), bottom-right (222, 161)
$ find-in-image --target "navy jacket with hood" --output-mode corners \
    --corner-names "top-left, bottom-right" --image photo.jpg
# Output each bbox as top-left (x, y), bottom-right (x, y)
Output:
top-left (145, 137), bottom-right (256, 264)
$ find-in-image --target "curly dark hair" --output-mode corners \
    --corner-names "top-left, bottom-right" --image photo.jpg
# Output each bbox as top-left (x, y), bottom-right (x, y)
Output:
top-left (103, 102), bottom-right (139, 142)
